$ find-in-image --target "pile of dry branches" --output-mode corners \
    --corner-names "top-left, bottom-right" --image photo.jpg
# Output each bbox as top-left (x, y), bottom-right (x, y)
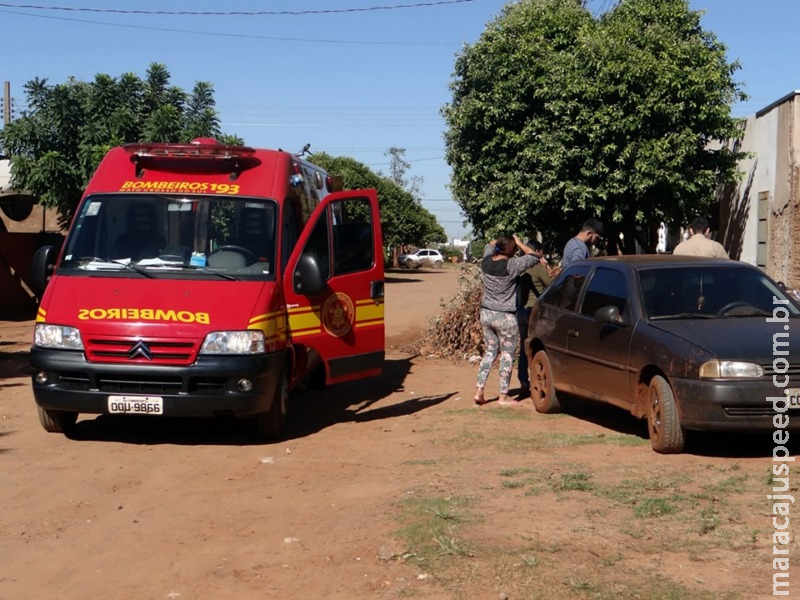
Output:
top-left (405, 264), bottom-right (485, 361)
top-left (406, 261), bottom-right (562, 362)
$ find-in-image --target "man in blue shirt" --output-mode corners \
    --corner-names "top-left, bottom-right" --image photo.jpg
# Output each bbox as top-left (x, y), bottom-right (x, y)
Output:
top-left (561, 219), bottom-right (604, 268)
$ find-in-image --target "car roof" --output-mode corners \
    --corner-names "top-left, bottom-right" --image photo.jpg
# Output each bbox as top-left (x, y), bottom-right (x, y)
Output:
top-left (568, 255), bottom-right (748, 270)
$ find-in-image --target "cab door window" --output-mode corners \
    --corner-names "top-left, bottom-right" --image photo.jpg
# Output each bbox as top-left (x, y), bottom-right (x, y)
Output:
top-left (332, 197), bottom-right (374, 275)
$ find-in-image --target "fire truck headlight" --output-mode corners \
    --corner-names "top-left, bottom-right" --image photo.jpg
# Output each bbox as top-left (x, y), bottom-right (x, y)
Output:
top-left (34, 324), bottom-right (84, 350)
top-left (200, 331), bottom-right (265, 355)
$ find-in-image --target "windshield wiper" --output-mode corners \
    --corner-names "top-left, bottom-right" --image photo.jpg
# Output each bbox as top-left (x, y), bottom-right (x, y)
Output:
top-left (723, 309), bottom-right (772, 317)
top-left (649, 312), bottom-right (720, 320)
top-left (68, 257), bottom-right (156, 279)
top-left (175, 264), bottom-right (239, 281)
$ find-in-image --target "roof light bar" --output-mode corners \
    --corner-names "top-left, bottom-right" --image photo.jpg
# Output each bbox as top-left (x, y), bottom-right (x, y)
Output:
top-left (123, 141), bottom-right (257, 160)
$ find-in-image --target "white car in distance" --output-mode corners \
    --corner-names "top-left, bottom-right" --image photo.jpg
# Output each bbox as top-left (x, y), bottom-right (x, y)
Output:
top-left (398, 248), bottom-right (444, 268)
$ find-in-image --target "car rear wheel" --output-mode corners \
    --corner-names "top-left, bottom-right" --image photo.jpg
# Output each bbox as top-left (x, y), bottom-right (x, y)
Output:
top-left (647, 375), bottom-right (685, 454)
top-left (529, 350), bottom-right (561, 413)
top-left (37, 406), bottom-right (78, 434)
top-left (254, 364), bottom-right (289, 439)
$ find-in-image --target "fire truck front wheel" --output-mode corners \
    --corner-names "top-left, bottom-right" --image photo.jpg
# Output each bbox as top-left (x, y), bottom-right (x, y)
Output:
top-left (37, 405), bottom-right (78, 434)
top-left (253, 364), bottom-right (288, 439)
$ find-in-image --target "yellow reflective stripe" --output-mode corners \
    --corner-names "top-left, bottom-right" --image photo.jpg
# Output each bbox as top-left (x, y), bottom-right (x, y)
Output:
top-left (356, 299), bottom-right (384, 324)
top-left (288, 306), bottom-right (322, 334)
top-left (248, 310), bottom-right (284, 326)
top-left (247, 312), bottom-right (288, 344)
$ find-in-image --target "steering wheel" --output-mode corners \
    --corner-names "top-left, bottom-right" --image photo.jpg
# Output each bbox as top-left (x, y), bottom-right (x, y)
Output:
top-left (211, 245), bottom-right (257, 263)
top-left (716, 300), bottom-right (753, 315)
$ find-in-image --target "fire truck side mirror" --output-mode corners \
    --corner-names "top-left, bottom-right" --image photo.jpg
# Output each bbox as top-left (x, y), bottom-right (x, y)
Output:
top-left (294, 253), bottom-right (325, 297)
top-left (32, 245), bottom-right (58, 296)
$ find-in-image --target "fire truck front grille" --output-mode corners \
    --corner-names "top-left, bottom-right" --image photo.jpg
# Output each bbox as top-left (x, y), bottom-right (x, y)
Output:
top-left (84, 337), bottom-right (199, 365)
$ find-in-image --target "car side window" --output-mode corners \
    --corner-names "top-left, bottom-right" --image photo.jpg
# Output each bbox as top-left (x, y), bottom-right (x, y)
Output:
top-left (541, 266), bottom-right (590, 312)
top-left (580, 268), bottom-right (628, 317)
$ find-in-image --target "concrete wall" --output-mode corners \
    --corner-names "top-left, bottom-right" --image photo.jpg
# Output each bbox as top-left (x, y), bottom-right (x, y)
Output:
top-left (720, 91), bottom-right (800, 287)
top-left (0, 231), bottom-right (63, 318)
top-left (0, 158), bottom-right (65, 316)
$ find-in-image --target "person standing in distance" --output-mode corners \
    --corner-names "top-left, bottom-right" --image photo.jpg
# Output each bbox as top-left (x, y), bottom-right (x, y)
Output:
top-left (475, 234), bottom-right (539, 407)
top-left (516, 240), bottom-right (552, 398)
top-left (672, 216), bottom-right (729, 258)
top-left (561, 219), bottom-right (604, 268)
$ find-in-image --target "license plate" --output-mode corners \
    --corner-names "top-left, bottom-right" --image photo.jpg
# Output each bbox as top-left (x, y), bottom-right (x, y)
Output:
top-left (785, 389), bottom-right (800, 409)
top-left (108, 395), bottom-right (164, 415)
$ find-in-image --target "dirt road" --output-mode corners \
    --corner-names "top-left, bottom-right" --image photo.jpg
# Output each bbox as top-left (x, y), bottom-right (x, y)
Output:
top-left (0, 267), bottom-right (788, 599)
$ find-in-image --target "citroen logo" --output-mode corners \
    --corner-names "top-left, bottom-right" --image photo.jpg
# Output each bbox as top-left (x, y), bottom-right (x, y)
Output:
top-left (129, 340), bottom-right (153, 360)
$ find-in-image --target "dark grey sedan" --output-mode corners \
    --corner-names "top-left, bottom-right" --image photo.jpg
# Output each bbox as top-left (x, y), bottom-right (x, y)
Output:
top-left (525, 255), bottom-right (800, 453)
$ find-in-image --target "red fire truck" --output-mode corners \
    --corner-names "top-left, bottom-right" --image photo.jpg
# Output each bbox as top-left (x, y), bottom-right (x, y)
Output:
top-left (30, 139), bottom-right (384, 438)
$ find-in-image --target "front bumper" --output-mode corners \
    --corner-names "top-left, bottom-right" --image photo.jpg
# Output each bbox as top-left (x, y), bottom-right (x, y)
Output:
top-left (671, 377), bottom-right (800, 432)
top-left (30, 347), bottom-right (285, 418)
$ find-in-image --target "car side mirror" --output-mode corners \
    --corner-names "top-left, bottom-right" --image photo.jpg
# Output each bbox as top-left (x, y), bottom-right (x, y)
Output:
top-left (31, 245), bottom-right (58, 296)
top-left (293, 253), bottom-right (325, 297)
top-left (594, 305), bottom-right (624, 325)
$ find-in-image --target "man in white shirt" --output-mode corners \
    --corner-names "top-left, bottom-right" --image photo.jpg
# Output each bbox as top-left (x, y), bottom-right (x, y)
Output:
top-left (672, 217), bottom-right (728, 258)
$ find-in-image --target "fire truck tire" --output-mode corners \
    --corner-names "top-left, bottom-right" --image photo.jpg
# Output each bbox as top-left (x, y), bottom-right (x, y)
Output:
top-left (254, 365), bottom-right (288, 439)
top-left (305, 363), bottom-right (328, 390)
top-left (37, 405), bottom-right (78, 434)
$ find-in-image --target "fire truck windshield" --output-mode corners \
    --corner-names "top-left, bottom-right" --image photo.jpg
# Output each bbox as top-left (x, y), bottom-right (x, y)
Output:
top-left (59, 194), bottom-right (278, 280)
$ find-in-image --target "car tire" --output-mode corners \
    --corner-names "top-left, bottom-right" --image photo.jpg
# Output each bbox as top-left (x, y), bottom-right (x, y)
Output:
top-left (529, 350), bottom-right (561, 413)
top-left (254, 364), bottom-right (289, 439)
top-left (37, 405), bottom-right (78, 434)
top-left (646, 375), bottom-right (685, 454)
top-left (434, 260), bottom-right (443, 268)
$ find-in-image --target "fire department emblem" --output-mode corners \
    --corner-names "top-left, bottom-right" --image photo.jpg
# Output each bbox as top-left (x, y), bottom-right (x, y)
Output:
top-left (321, 292), bottom-right (355, 337)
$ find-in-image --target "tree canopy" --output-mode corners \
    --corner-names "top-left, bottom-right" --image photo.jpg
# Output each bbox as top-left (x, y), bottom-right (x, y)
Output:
top-left (309, 151), bottom-right (446, 253)
top-left (0, 63), bottom-right (241, 227)
top-left (442, 0), bottom-right (746, 252)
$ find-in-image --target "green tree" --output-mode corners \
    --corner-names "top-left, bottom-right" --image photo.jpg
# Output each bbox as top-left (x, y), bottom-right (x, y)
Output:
top-left (442, 0), bottom-right (746, 252)
top-left (308, 152), bottom-right (446, 265)
top-left (0, 63), bottom-right (234, 227)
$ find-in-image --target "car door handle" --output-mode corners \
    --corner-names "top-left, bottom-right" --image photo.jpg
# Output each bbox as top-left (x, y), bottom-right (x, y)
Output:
top-left (568, 329), bottom-right (579, 338)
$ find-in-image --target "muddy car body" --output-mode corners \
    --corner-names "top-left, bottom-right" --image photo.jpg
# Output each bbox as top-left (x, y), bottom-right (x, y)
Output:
top-left (524, 255), bottom-right (800, 453)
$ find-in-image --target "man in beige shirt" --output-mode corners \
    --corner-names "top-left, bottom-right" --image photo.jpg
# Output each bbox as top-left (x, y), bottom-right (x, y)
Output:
top-left (672, 217), bottom-right (728, 258)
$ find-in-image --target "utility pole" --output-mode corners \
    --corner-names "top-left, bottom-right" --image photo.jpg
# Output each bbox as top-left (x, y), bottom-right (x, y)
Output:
top-left (2, 81), bottom-right (10, 126)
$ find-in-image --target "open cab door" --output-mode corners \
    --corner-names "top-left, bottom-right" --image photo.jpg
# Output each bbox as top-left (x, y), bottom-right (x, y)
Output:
top-left (284, 188), bottom-right (384, 385)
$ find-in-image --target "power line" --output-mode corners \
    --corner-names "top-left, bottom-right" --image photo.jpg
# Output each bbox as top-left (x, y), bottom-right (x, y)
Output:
top-left (0, 8), bottom-right (460, 45)
top-left (0, 0), bottom-right (477, 16)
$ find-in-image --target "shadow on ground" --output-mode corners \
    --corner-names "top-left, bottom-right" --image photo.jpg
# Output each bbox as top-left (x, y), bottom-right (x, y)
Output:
top-left (557, 394), bottom-right (798, 459)
top-left (46, 356), bottom-right (452, 446)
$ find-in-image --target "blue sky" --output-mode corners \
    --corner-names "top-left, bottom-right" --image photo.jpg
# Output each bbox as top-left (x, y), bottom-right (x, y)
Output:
top-left (1, 0), bottom-right (799, 241)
